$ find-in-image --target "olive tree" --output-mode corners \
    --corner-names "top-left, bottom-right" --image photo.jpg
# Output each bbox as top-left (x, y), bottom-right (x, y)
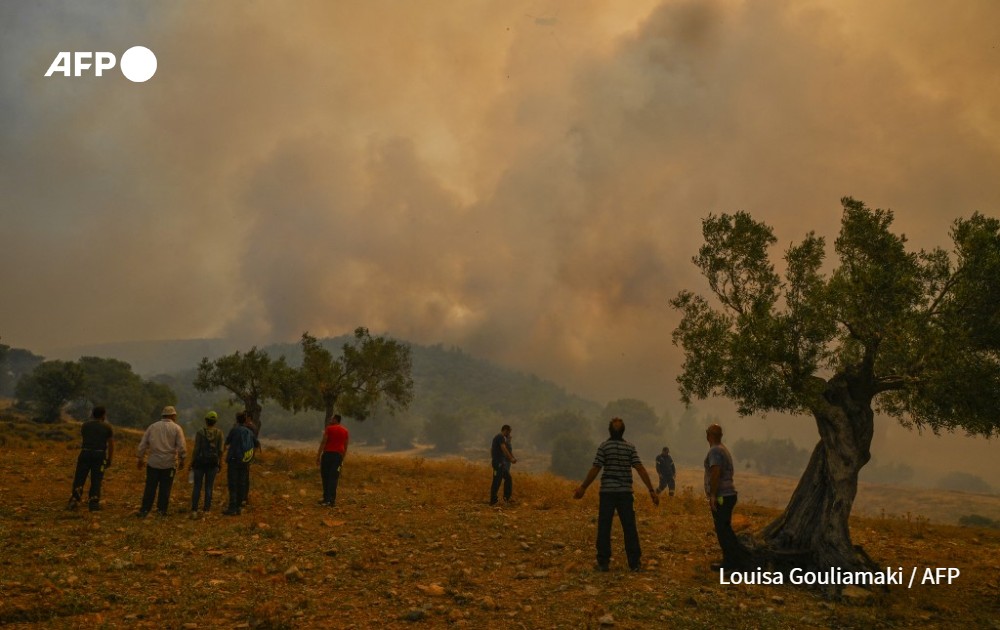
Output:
top-left (289, 328), bottom-right (413, 423)
top-left (194, 347), bottom-right (292, 432)
top-left (671, 198), bottom-right (1000, 571)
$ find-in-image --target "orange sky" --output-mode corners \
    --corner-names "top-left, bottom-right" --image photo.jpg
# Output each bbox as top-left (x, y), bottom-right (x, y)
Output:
top-left (2, 0), bottom-right (999, 459)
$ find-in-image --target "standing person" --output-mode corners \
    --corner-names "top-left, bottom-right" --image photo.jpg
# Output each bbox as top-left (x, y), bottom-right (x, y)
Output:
top-left (223, 411), bottom-right (255, 516)
top-left (655, 446), bottom-right (676, 497)
top-left (190, 410), bottom-right (224, 518)
top-left (242, 413), bottom-right (262, 506)
top-left (489, 424), bottom-right (516, 506)
top-left (135, 405), bottom-right (187, 517)
top-left (68, 406), bottom-right (114, 512)
top-left (316, 414), bottom-right (349, 507)
top-left (704, 423), bottom-right (751, 571)
top-left (574, 417), bottom-right (659, 572)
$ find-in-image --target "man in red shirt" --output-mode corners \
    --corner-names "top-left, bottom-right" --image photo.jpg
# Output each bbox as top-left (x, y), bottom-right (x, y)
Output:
top-left (316, 414), bottom-right (349, 507)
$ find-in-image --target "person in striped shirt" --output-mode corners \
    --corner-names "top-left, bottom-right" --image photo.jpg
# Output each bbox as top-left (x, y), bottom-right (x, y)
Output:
top-left (574, 417), bottom-right (659, 572)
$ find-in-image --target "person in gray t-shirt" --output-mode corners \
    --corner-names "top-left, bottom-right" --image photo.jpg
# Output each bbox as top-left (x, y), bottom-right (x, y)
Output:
top-left (704, 423), bottom-right (750, 571)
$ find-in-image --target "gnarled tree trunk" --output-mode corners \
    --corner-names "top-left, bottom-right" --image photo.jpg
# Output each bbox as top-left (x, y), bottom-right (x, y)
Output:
top-left (754, 374), bottom-right (878, 572)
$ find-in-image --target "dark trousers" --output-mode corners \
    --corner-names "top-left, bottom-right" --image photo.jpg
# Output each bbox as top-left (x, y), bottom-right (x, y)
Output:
top-left (596, 492), bottom-right (641, 568)
top-left (489, 462), bottom-right (512, 504)
top-left (71, 450), bottom-right (107, 506)
top-left (191, 466), bottom-right (219, 511)
top-left (140, 466), bottom-right (175, 514)
top-left (227, 461), bottom-right (249, 511)
top-left (712, 494), bottom-right (749, 568)
top-left (320, 451), bottom-right (345, 504)
top-left (656, 473), bottom-right (675, 494)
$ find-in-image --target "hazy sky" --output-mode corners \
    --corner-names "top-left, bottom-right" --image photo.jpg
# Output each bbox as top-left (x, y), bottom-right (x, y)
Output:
top-left (3, 0), bottom-right (1000, 425)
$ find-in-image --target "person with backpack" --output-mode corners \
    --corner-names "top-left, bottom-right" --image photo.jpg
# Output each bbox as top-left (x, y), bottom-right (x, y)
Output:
top-left (190, 410), bottom-right (224, 518)
top-left (223, 411), bottom-right (257, 516)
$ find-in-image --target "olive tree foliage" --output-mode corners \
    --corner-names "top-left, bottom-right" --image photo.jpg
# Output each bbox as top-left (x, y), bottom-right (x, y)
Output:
top-left (14, 360), bottom-right (85, 423)
top-left (288, 328), bottom-right (414, 423)
top-left (75, 356), bottom-right (176, 427)
top-left (194, 347), bottom-right (293, 432)
top-left (671, 198), bottom-right (1000, 571)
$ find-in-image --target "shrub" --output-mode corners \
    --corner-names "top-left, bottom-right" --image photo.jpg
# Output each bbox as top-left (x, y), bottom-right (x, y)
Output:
top-left (550, 433), bottom-right (596, 479)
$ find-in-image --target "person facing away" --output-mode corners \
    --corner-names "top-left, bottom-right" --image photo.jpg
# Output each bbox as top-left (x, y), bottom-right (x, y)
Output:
top-left (574, 417), bottom-right (659, 572)
top-left (135, 405), bottom-right (186, 517)
top-left (222, 411), bottom-right (256, 516)
top-left (704, 423), bottom-right (751, 571)
top-left (489, 424), bottom-right (517, 506)
top-left (316, 413), bottom-right (349, 507)
top-left (68, 405), bottom-right (114, 512)
top-left (655, 446), bottom-right (676, 497)
top-left (190, 410), bottom-right (224, 518)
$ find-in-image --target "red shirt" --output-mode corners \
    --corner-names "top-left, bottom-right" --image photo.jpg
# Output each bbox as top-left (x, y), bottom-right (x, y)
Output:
top-left (323, 423), bottom-right (349, 453)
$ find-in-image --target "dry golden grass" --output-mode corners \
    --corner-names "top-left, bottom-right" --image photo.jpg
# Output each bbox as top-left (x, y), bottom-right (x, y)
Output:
top-left (0, 415), bottom-right (998, 629)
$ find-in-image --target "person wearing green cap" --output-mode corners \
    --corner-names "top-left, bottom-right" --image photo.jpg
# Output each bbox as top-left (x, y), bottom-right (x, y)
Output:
top-left (190, 410), bottom-right (224, 517)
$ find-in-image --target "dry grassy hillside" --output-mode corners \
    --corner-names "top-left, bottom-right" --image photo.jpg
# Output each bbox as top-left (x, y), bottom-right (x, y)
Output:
top-left (0, 416), bottom-right (998, 629)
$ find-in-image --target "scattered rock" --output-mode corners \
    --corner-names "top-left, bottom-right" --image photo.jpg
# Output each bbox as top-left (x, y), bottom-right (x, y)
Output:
top-left (402, 609), bottom-right (426, 622)
top-left (771, 596), bottom-right (785, 605)
top-left (841, 586), bottom-right (874, 604)
top-left (598, 613), bottom-right (615, 626)
top-left (417, 583), bottom-right (446, 596)
top-left (284, 566), bottom-right (303, 582)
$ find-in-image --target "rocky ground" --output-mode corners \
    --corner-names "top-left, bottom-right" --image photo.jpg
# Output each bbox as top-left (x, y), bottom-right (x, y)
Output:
top-left (0, 416), bottom-right (998, 629)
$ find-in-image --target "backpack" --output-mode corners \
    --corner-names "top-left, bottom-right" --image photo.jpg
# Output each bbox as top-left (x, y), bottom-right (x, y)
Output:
top-left (237, 425), bottom-right (256, 463)
top-left (193, 429), bottom-right (219, 468)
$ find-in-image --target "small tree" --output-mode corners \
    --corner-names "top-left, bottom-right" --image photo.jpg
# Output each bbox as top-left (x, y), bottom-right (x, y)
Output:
top-left (74, 356), bottom-right (177, 427)
top-left (550, 433), bottom-right (597, 479)
top-left (289, 328), bottom-right (414, 423)
top-left (672, 198), bottom-right (1000, 572)
top-left (424, 413), bottom-right (465, 453)
top-left (15, 360), bottom-right (85, 422)
top-left (194, 347), bottom-right (291, 432)
top-left (600, 398), bottom-right (662, 448)
top-left (532, 410), bottom-right (589, 452)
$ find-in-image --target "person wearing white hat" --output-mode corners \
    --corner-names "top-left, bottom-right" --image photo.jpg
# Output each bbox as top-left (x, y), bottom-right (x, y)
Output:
top-left (135, 405), bottom-right (187, 517)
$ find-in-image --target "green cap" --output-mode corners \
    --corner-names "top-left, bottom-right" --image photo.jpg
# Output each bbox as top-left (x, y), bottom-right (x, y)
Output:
top-left (205, 411), bottom-right (219, 421)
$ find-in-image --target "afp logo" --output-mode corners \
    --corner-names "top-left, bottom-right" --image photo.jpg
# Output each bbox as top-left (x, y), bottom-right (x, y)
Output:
top-left (44, 46), bottom-right (157, 82)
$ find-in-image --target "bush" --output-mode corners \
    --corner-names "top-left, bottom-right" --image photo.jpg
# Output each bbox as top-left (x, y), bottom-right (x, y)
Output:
top-left (550, 433), bottom-right (596, 479)
top-left (937, 471), bottom-right (993, 494)
top-left (731, 437), bottom-right (810, 477)
top-left (424, 413), bottom-right (465, 453)
top-left (958, 514), bottom-right (1000, 529)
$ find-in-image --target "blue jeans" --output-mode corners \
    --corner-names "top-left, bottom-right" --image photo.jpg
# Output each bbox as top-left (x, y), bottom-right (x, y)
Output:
top-left (191, 466), bottom-right (219, 511)
top-left (490, 462), bottom-right (512, 504)
top-left (597, 492), bottom-right (641, 569)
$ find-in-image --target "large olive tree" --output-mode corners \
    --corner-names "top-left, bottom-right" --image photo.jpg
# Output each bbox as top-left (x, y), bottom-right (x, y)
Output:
top-left (671, 197), bottom-right (1000, 571)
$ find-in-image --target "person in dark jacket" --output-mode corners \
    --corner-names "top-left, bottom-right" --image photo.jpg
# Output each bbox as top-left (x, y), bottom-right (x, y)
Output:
top-left (655, 446), bottom-right (676, 497)
top-left (223, 411), bottom-right (257, 516)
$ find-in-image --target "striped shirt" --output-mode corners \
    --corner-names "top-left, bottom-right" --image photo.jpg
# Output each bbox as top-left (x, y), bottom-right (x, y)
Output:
top-left (593, 438), bottom-right (642, 493)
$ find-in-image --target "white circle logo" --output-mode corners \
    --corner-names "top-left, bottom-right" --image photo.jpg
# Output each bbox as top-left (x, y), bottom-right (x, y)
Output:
top-left (120, 46), bottom-right (157, 82)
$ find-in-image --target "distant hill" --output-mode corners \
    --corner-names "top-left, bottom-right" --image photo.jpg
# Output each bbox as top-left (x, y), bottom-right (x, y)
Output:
top-left (52, 336), bottom-right (602, 441)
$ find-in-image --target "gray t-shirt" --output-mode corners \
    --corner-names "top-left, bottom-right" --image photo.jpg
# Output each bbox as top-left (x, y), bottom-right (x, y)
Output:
top-left (703, 444), bottom-right (737, 497)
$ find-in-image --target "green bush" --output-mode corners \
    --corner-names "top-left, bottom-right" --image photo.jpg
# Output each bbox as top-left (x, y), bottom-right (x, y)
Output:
top-left (550, 432), bottom-right (596, 479)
